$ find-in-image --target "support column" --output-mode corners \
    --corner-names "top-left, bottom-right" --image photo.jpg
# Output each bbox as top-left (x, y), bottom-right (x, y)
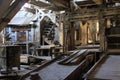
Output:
top-left (63, 23), bottom-right (68, 54)
top-left (31, 27), bottom-right (34, 42)
top-left (79, 21), bottom-right (88, 45)
top-left (69, 22), bottom-right (75, 50)
top-left (62, 14), bottom-right (69, 54)
top-left (99, 19), bottom-right (106, 51)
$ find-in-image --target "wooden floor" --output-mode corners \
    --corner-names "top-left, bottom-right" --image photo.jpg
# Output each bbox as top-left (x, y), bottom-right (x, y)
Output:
top-left (23, 49), bottom-right (88, 80)
top-left (87, 55), bottom-right (120, 80)
top-left (26, 61), bottom-right (80, 80)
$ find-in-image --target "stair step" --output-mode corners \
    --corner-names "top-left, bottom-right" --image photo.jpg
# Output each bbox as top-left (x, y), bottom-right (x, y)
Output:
top-left (44, 28), bottom-right (51, 30)
top-left (43, 31), bottom-right (49, 33)
top-left (44, 25), bottom-right (52, 28)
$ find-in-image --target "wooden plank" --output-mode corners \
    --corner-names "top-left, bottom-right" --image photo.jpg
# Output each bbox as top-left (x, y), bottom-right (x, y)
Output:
top-left (75, 45), bottom-right (100, 49)
top-left (29, 0), bottom-right (51, 8)
top-left (36, 45), bottom-right (55, 50)
top-left (86, 55), bottom-right (120, 80)
top-left (58, 49), bottom-right (87, 65)
top-left (85, 54), bottom-right (107, 79)
top-left (46, 0), bottom-right (68, 8)
top-left (0, 0), bottom-right (28, 31)
top-left (0, 0), bottom-right (13, 18)
top-left (76, 0), bottom-right (96, 6)
top-left (21, 51), bottom-right (91, 80)
top-left (69, 6), bottom-right (120, 21)
top-left (92, 0), bottom-right (103, 4)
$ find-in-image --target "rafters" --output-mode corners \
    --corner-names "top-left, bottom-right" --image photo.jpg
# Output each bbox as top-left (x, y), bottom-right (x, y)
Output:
top-left (68, 6), bottom-right (120, 21)
top-left (46, 0), bottom-right (69, 8)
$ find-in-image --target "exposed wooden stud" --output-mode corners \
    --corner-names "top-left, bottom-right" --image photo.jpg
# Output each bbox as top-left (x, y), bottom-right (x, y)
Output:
top-left (76, 0), bottom-right (96, 6)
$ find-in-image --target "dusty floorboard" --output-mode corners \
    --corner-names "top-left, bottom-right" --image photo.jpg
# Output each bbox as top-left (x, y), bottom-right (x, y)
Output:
top-left (24, 49), bottom-right (87, 80)
top-left (88, 55), bottom-right (120, 80)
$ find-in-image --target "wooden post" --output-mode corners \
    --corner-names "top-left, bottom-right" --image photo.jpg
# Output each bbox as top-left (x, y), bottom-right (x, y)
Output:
top-left (69, 22), bottom-right (75, 50)
top-left (99, 19), bottom-right (106, 51)
top-left (63, 23), bottom-right (68, 53)
top-left (79, 21), bottom-right (88, 45)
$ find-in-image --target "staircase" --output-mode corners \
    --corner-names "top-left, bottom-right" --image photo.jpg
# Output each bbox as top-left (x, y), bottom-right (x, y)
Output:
top-left (42, 20), bottom-right (56, 45)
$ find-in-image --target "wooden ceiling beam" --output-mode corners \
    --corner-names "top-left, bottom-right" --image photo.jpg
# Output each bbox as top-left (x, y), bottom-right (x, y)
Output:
top-left (29, 0), bottom-right (51, 8)
top-left (0, 0), bottom-right (28, 31)
top-left (0, 0), bottom-right (13, 18)
top-left (112, 0), bottom-right (120, 2)
top-left (92, 0), bottom-right (103, 4)
top-left (68, 6), bottom-right (120, 21)
top-left (76, 0), bottom-right (96, 7)
top-left (29, 0), bottom-right (65, 11)
top-left (46, 0), bottom-right (69, 8)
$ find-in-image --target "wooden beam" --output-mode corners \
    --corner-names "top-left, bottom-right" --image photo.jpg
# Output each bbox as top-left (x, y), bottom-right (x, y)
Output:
top-left (92, 0), bottom-right (103, 4)
top-left (29, 0), bottom-right (51, 8)
top-left (0, 0), bottom-right (28, 31)
top-left (24, 7), bottom-right (36, 14)
top-left (0, 18), bottom-right (10, 23)
top-left (99, 19), bottom-right (106, 51)
top-left (0, 0), bottom-right (13, 18)
top-left (30, 0), bottom-right (66, 11)
top-left (113, 0), bottom-right (120, 2)
top-left (68, 6), bottom-right (120, 21)
top-left (46, 0), bottom-right (69, 8)
top-left (76, 0), bottom-right (96, 6)
top-left (69, 22), bottom-right (75, 50)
